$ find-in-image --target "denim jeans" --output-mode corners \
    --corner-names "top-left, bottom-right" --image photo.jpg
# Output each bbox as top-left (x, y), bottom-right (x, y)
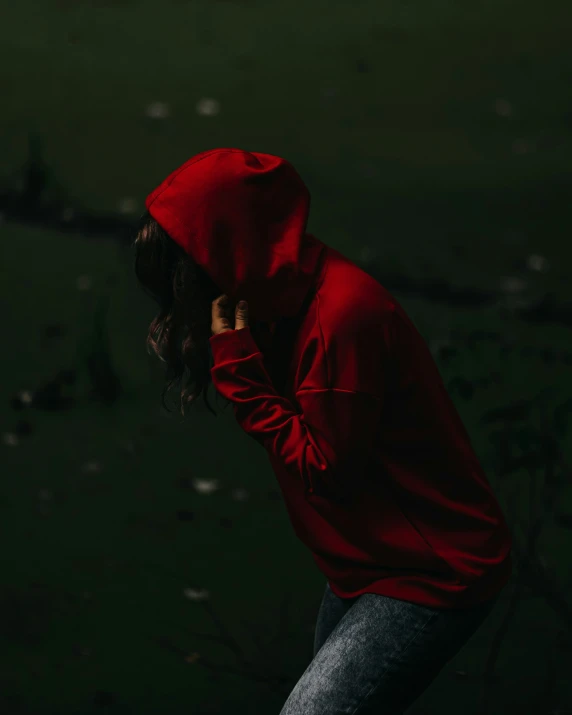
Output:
top-left (279, 581), bottom-right (501, 715)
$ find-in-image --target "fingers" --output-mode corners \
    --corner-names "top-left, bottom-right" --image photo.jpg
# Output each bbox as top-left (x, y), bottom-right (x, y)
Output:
top-left (212, 294), bottom-right (248, 333)
top-left (211, 294), bottom-right (232, 335)
top-left (235, 299), bottom-right (248, 330)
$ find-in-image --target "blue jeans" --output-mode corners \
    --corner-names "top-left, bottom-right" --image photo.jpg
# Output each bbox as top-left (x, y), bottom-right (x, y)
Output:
top-left (279, 581), bottom-right (501, 714)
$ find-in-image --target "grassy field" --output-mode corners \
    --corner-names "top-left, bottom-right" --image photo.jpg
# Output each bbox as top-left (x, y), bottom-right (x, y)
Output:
top-left (1, 1), bottom-right (571, 713)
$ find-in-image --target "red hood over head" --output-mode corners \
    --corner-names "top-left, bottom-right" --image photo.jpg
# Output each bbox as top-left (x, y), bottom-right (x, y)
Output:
top-left (145, 148), bottom-right (326, 323)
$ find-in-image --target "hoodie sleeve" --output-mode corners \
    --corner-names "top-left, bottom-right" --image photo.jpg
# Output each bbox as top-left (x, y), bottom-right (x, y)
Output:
top-left (208, 318), bottom-right (388, 502)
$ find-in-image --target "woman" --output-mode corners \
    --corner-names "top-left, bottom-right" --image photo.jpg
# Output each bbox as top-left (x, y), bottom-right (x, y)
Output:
top-left (133, 148), bottom-right (513, 714)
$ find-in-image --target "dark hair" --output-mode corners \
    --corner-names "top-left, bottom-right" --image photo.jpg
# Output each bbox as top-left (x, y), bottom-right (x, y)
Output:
top-left (132, 210), bottom-right (230, 417)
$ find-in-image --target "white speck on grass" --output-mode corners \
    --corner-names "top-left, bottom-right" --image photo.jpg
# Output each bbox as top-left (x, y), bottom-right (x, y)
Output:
top-left (18, 390), bottom-right (34, 405)
top-left (76, 275), bottom-right (93, 291)
top-left (145, 101), bottom-right (171, 119)
top-left (81, 461), bottom-right (102, 473)
top-left (499, 276), bottom-right (526, 294)
top-left (494, 99), bottom-right (512, 117)
top-left (192, 478), bottom-right (220, 495)
top-left (231, 487), bottom-right (249, 502)
top-left (196, 98), bottom-right (220, 117)
top-left (2, 432), bottom-right (19, 446)
top-left (117, 197), bottom-right (138, 215)
top-left (527, 254), bottom-right (549, 272)
top-left (183, 587), bottom-right (210, 601)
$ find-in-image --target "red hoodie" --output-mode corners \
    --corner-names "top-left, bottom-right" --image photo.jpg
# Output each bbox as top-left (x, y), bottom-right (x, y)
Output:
top-left (145, 148), bottom-right (513, 610)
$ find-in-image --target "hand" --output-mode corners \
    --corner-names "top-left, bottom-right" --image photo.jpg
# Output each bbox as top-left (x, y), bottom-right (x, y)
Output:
top-left (211, 294), bottom-right (249, 336)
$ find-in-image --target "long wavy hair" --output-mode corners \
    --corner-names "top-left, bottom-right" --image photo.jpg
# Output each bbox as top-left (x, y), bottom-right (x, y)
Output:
top-left (132, 210), bottom-right (230, 417)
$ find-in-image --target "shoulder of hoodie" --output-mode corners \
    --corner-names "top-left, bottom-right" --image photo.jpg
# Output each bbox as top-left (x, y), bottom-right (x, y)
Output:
top-left (308, 253), bottom-right (395, 399)
top-left (315, 248), bottom-right (396, 341)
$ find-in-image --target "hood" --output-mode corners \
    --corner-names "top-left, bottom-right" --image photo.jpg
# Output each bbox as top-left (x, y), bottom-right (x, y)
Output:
top-left (145, 148), bottom-right (327, 324)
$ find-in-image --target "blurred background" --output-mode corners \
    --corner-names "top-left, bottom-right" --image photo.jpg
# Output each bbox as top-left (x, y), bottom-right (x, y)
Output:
top-left (1, 1), bottom-right (571, 713)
